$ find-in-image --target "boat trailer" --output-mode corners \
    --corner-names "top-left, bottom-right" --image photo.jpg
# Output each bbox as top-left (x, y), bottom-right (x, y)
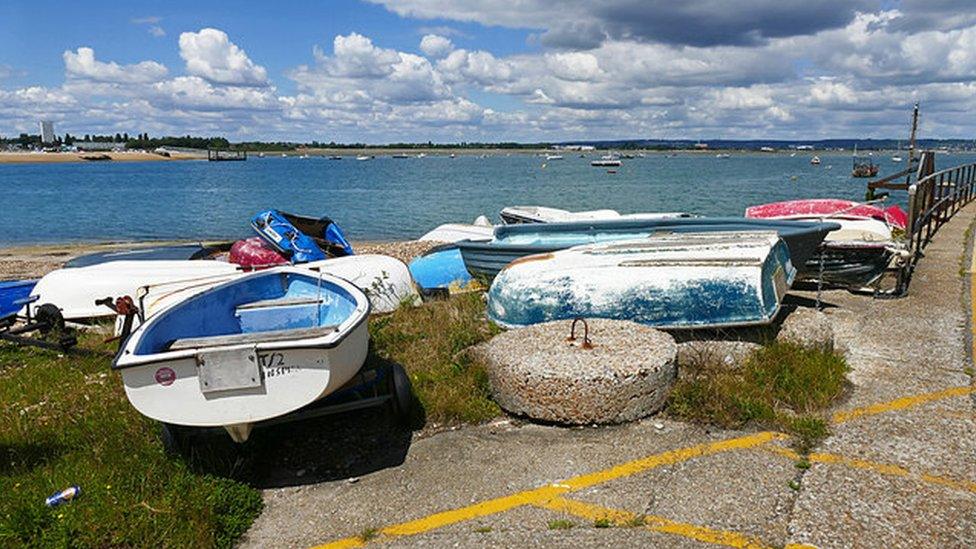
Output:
top-left (0, 297), bottom-right (77, 351)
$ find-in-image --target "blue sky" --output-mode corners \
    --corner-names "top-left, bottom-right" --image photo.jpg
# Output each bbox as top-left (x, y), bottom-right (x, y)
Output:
top-left (2, 0), bottom-right (975, 142)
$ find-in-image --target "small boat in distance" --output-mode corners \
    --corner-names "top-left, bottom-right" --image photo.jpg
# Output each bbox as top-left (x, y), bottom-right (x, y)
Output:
top-left (328, 155), bottom-right (342, 160)
top-left (356, 155), bottom-right (370, 161)
top-left (591, 153), bottom-right (621, 167)
top-left (545, 154), bottom-right (564, 161)
top-left (891, 154), bottom-right (903, 162)
top-left (715, 153), bottom-right (731, 159)
top-left (392, 153), bottom-right (410, 159)
top-left (487, 231), bottom-right (795, 330)
top-left (810, 156), bottom-right (821, 165)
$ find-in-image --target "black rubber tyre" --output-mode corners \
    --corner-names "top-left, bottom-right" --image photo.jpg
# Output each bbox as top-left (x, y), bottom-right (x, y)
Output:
top-left (34, 304), bottom-right (65, 335)
top-left (388, 363), bottom-right (415, 426)
top-left (159, 422), bottom-right (192, 456)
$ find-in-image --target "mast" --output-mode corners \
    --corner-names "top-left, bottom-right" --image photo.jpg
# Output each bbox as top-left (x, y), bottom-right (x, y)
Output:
top-left (908, 102), bottom-right (919, 163)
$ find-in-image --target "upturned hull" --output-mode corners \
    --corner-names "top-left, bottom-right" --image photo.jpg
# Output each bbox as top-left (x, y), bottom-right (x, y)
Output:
top-left (487, 232), bottom-right (794, 330)
top-left (458, 217), bottom-right (836, 281)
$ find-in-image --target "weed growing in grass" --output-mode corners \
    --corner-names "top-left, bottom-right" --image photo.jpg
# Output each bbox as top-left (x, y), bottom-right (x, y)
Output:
top-left (473, 526), bottom-right (492, 533)
top-left (964, 366), bottom-right (974, 377)
top-left (0, 334), bottom-right (262, 548)
top-left (548, 519), bottom-right (575, 530)
top-left (593, 517), bottom-right (613, 528)
top-left (368, 293), bottom-right (501, 425)
top-left (668, 340), bottom-right (849, 452)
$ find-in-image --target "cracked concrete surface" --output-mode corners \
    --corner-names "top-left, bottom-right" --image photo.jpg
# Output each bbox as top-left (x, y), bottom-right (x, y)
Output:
top-left (242, 204), bottom-right (976, 549)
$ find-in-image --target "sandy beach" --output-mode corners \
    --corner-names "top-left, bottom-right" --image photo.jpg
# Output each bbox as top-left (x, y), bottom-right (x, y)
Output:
top-left (0, 150), bottom-right (205, 164)
top-left (0, 239), bottom-right (440, 280)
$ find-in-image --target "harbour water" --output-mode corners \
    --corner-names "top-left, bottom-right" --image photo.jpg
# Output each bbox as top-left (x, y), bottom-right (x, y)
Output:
top-left (2, 152), bottom-right (968, 245)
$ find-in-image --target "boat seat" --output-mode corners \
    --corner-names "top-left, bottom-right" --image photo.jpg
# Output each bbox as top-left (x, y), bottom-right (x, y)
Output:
top-left (168, 324), bottom-right (339, 351)
top-left (235, 297), bottom-right (324, 311)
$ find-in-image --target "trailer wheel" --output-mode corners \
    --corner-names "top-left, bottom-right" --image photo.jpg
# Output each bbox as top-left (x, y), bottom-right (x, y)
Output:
top-left (34, 304), bottom-right (64, 335)
top-left (159, 422), bottom-right (192, 456)
top-left (388, 363), bottom-right (415, 426)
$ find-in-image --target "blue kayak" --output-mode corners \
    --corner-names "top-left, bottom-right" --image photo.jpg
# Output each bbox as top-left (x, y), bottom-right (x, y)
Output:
top-left (408, 245), bottom-right (473, 296)
top-left (457, 217), bottom-right (840, 281)
top-left (0, 280), bottom-right (38, 321)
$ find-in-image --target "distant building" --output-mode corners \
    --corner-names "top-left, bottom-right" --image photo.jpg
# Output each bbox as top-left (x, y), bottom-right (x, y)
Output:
top-left (694, 142), bottom-right (709, 150)
top-left (39, 120), bottom-right (55, 144)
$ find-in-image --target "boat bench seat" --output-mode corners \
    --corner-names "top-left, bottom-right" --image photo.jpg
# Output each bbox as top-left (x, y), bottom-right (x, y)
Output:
top-left (168, 324), bottom-right (339, 351)
top-left (236, 297), bottom-right (324, 311)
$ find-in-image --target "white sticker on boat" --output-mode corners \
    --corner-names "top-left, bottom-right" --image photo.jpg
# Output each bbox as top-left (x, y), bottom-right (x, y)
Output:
top-left (261, 225), bottom-right (283, 243)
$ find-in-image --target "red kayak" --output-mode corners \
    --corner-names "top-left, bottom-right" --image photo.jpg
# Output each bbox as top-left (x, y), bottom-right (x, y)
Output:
top-left (745, 199), bottom-right (907, 230)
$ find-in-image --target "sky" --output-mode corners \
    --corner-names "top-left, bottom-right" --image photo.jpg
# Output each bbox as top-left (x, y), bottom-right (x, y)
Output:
top-left (2, 0), bottom-right (976, 143)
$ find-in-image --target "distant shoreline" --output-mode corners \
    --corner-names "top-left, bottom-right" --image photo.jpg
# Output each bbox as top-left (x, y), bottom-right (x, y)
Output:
top-left (0, 147), bottom-right (900, 165)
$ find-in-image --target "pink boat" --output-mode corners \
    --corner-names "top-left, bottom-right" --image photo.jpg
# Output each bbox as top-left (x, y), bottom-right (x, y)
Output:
top-left (745, 199), bottom-right (907, 230)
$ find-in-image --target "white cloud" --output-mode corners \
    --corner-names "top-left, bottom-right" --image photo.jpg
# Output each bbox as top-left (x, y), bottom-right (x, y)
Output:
top-left (63, 47), bottom-right (168, 84)
top-left (149, 25), bottom-right (166, 38)
top-left (179, 28), bottom-right (268, 86)
top-left (419, 34), bottom-right (454, 58)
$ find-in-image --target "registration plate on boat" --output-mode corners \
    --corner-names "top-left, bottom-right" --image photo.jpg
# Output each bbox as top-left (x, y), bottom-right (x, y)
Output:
top-left (195, 346), bottom-right (262, 394)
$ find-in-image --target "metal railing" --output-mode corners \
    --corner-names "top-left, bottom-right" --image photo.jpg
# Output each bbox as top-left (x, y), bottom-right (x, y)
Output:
top-left (870, 151), bottom-right (976, 294)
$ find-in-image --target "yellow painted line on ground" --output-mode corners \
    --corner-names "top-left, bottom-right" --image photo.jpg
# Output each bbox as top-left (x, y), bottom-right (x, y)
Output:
top-left (764, 446), bottom-right (976, 494)
top-left (831, 385), bottom-right (976, 424)
top-left (310, 431), bottom-right (780, 549)
top-left (534, 495), bottom-right (771, 548)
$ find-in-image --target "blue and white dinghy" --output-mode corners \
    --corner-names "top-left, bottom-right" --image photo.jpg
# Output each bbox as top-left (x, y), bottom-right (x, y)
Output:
top-left (113, 267), bottom-right (370, 442)
top-left (457, 217), bottom-right (838, 281)
top-left (487, 231), bottom-right (794, 330)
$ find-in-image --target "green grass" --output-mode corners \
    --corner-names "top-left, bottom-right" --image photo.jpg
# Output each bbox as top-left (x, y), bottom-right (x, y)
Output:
top-left (0, 333), bottom-right (262, 548)
top-left (547, 519), bottom-right (575, 530)
top-left (668, 340), bottom-right (849, 452)
top-left (368, 293), bottom-right (502, 425)
top-left (593, 517), bottom-right (613, 529)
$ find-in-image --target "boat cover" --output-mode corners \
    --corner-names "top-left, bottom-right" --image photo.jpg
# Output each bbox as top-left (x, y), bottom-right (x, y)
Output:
top-left (251, 210), bottom-right (327, 263)
top-left (229, 237), bottom-right (289, 270)
top-left (280, 211), bottom-right (355, 257)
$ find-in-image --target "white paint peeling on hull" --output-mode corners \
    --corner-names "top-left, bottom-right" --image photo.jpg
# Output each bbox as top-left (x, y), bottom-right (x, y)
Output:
top-left (488, 231), bottom-right (795, 330)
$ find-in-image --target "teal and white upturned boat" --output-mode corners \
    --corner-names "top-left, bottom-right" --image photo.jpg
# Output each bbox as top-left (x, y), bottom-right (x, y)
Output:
top-left (487, 231), bottom-right (795, 330)
top-left (457, 217), bottom-right (839, 281)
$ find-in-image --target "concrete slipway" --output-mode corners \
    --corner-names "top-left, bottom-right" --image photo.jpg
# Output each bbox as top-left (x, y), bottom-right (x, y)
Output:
top-left (242, 204), bottom-right (976, 549)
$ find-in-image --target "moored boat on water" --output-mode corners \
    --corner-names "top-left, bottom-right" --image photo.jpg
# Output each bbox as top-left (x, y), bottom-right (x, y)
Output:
top-left (487, 231), bottom-right (794, 329)
top-left (456, 217), bottom-right (839, 281)
top-left (113, 268), bottom-right (371, 443)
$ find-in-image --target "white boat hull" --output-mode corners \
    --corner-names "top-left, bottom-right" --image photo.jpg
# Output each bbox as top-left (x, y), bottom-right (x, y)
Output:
top-left (419, 223), bottom-right (494, 243)
top-left (114, 267), bottom-right (371, 441)
top-left (119, 323), bottom-right (368, 431)
top-left (28, 261), bottom-right (241, 320)
top-left (114, 255), bottom-right (417, 335)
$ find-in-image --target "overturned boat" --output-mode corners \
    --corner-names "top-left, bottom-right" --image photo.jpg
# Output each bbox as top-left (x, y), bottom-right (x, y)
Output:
top-left (457, 217), bottom-right (838, 281)
top-left (500, 206), bottom-right (691, 225)
top-left (745, 199), bottom-right (907, 230)
top-left (113, 268), bottom-right (370, 443)
top-left (488, 231), bottom-right (794, 330)
top-left (746, 201), bottom-right (903, 288)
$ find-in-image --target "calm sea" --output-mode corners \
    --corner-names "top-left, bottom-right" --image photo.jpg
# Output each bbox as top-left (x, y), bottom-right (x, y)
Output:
top-left (2, 151), bottom-right (969, 245)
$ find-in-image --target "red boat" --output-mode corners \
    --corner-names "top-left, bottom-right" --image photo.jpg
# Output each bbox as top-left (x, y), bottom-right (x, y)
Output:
top-left (745, 199), bottom-right (907, 230)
